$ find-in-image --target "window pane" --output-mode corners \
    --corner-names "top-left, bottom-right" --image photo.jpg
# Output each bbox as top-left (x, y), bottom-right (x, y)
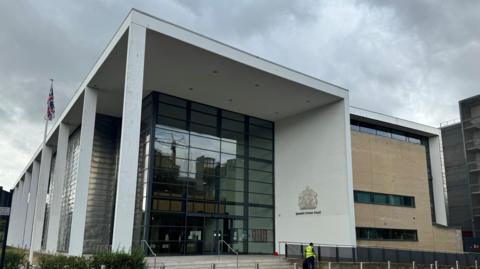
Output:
top-left (220, 190), bottom-right (244, 203)
top-left (249, 217), bottom-right (273, 229)
top-left (221, 154), bottom-right (244, 168)
top-left (191, 111), bottom-right (217, 127)
top-left (249, 160), bottom-right (272, 172)
top-left (250, 125), bottom-right (272, 139)
top-left (359, 126), bottom-right (376, 135)
top-left (354, 191), bottom-right (371, 203)
top-left (221, 141), bottom-right (245, 156)
top-left (158, 117), bottom-right (187, 130)
top-left (158, 94), bottom-right (186, 107)
top-left (220, 166), bottom-right (244, 179)
top-left (156, 127), bottom-right (189, 147)
top-left (249, 136), bottom-right (273, 150)
top-left (249, 207), bottom-right (273, 218)
top-left (373, 193), bottom-right (388, 204)
top-left (249, 147), bottom-right (273, 161)
top-left (249, 171), bottom-right (272, 183)
top-left (220, 178), bottom-right (244, 191)
top-left (250, 117), bottom-right (273, 129)
top-left (190, 135), bottom-right (220, 151)
top-left (376, 129), bottom-right (391, 138)
top-left (191, 103), bottom-right (217, 115)
top-left (392, 132), bottom-right (407, 141)
top-left (221, 130), bottom-right (245, 145)
top-left (225, 204), bottom-right (244, 216)
top-left (151, 183), bottom-right (186, 197)
top-left (351, 124), bottom-right (360, 132)
top-left (249, 182), bottom-right (272, 195)
top-left (390, 195), bottom-right (401, 206)
top-left (155, 142), bottom-right (188, 159)
top-left (249, 193), bottom-right (272, 205)
top-left (155, 157), bottom-right (189, 174)
top-left (158, 103), bottom-right (187, 120)
top-left (222, 118), bottom-right (244, 132)
top-left (223, 111), bottom-right (245, 122)
top-left (408, 137), bottom-right (421, 144)
top-left (190, 123), bottom-right (217, 137)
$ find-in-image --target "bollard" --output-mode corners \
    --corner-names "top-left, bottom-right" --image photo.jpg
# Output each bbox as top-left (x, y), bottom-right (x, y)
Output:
top-left (456, 260), bottom-right (459, 269)
top-left (211, 263), bottom-right (216, 269)
top-left (101, 266), bottom-right (106, 269)
top-left (412, 261), bottom-right (415, 269)
top-left (435, 260), bottom-right (438, 269)
top-left (476, 260), bottom-right (478, 269)
top-left (256, 263), bottom-right (260, 269)
top-left (328, 261), bottom-right (332, 269)
top-left (430, 264), bottom-right (433, 269)
top-left (293, 262), bottom-right (297, 269)
top-left (388, 261), bottom-right (391, 269)
top-left (360, 262), bottom-right (363, 269)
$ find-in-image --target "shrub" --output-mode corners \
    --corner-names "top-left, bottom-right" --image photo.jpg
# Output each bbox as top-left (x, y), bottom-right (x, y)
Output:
top-left (5, 249), bottom-right (26, 269)
top-left (90, 249), bottom-right (145, 269)
top-left (38, 254), bottom-right (89, 269)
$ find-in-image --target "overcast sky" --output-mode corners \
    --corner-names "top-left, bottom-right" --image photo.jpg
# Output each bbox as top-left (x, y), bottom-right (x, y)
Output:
top-left (0, 0), bottom-right (479, 189)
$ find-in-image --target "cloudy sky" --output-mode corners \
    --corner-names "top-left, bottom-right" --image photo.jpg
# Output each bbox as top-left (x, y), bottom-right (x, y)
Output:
top-left (0, 0), bottom-right (479, 189)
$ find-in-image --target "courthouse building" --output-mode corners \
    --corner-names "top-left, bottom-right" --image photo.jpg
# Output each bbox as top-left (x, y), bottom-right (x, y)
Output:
top-left (6, 9), bottom-right (461, 256)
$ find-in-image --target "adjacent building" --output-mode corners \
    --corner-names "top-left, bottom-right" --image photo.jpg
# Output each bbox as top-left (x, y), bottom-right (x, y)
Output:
top-left (351, 108), bottom-right (462, 252)
top-left (442, 94), bottom-right (480, 251)
top-left (5, 9), bottom-right (461, 256)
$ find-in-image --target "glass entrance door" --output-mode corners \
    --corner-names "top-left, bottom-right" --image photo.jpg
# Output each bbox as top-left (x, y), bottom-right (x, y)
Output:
top-left (202, 217), bottom-right (234, 255)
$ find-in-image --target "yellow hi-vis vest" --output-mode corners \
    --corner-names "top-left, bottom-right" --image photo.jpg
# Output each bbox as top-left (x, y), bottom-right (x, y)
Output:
top-left (305, 245), bottom-right (315, 258)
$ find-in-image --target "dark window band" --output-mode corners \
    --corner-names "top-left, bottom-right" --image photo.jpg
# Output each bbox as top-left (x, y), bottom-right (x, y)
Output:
top-left (356, 227), bottom-right (418, 241)
top-left (354, 190), bottom-right (415, 208)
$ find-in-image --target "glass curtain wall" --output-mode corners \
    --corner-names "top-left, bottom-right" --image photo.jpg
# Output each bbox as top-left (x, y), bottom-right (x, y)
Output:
top-left (136, 93), bottom-right (274, 255)
top-left (41, 153), bottom-right (56, 250)
top-left (57, 129), bottom-right (81, 253)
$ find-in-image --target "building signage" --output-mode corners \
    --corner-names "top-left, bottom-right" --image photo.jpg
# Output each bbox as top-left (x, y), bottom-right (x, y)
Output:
top-left (296, 186), bottom-right (322, 216)
top-left (0, 207), bottom-right (10, 217)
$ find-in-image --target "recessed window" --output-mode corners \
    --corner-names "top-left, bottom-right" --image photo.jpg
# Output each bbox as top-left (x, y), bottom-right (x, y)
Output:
top-left (356, 227), bottom-right (418, 241)
top-left (354, 191), bottom-right (415, 208)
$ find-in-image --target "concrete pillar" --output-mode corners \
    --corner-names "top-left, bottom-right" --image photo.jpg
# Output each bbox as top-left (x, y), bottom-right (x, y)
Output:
top-left (20, 172), bottom-right (32, 248)
top-left (68, 87), bottom-right (97, 256)
top-left (6, 185), bottom-right (19, 246)
top-left (111, 23), bottom-right (146, 252)
top-left (46, 123), bottom-right (70, 252)
top-left (31, 146), bottom-right (53, 252)
top-left (15, 180), bottom-right (25, 246)
top-left (24, 161), bottom-right (40, 249)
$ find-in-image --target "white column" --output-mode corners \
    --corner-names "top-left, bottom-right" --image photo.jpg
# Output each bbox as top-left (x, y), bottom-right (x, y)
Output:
top-left (14, 180), bottom-right (25, 246)
top-left (111, 23), bottom-right (146, 252)
top-left (68, 87), bottom-right (97, 256)
top-left (46, 123), bottom-right (70, 252)
top-left (6, 185), bottom-right (19, 246)
top-left (20, 172), bottom-right (32, 248)
top-left (31, 146), bottom-right (53, 252)
top-left (24, 161), bottom-right (40, 249)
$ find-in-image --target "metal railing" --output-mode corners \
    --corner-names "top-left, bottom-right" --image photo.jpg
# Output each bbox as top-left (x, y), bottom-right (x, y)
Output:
top-left (142, 240), bottom-right (164, 269)
top-left (282, 242), bottom-right (480, 267)
top-left (218, 239), bottom-right (239, 269)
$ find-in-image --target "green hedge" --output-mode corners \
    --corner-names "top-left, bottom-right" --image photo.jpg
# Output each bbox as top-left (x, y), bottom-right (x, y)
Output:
top-left (38, 250), bottom-right (145, 269)
top-left (5, 249), bottom-right (26, 269)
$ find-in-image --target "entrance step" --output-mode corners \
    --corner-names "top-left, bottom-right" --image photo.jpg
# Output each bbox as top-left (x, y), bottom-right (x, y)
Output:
top-left (145, 255), bottom-right (295, 269)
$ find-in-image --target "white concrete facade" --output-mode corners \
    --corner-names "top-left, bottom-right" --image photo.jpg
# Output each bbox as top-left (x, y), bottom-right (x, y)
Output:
top-left (5, 9), bottom-right (449, 257)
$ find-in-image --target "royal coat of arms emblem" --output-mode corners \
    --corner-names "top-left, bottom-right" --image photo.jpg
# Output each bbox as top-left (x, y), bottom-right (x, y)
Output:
top-left (298, 186), bottom-right (318, 210)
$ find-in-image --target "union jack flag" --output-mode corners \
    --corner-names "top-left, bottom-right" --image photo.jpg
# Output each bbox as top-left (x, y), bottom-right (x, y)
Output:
top-left (47, 84), bottom-right (55, 121)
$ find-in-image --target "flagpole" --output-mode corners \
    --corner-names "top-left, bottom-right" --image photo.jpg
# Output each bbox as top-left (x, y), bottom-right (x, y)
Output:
top-left (28, 79), bottom-right (53, 266)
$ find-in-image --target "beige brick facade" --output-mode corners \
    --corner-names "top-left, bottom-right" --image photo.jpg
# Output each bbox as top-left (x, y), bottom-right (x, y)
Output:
top-left (352, 131), bottom-right (463, 252)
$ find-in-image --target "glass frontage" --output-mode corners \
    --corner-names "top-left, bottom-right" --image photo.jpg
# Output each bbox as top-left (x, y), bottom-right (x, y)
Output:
top-left (138, 93), bottom-right (274, 255)
top-left (57, 129), bottom-right (81, 253)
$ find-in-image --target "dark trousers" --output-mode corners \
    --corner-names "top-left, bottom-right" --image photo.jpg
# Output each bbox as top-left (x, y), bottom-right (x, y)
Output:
top-left (306, 256), bottom-right (315, 269)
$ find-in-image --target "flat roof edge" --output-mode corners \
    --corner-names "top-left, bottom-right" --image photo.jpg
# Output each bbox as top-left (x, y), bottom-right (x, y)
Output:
top-left (350, 106), bottom-right (440, 137)
top-left (129, 9), bottom-right (348, 99)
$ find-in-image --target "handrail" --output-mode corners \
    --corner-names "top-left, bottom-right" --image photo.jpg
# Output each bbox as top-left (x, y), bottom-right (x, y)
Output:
top-left (219, 239), bottom-right (239, 269)
top-left (141, 240), bottom-right (164, 269)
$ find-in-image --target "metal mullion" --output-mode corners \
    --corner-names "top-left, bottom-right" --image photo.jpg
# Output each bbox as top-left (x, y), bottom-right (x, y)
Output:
top-left (143, 93), bottom-right (157, 247)
top-left (244, 116), bottom-right (250, 253)
top-left (183, 100), bottom-right (192, 255)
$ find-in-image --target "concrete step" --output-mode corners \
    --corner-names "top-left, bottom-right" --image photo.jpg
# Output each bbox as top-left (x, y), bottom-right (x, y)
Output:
top-left (145, 255), bottom-right (295, 269)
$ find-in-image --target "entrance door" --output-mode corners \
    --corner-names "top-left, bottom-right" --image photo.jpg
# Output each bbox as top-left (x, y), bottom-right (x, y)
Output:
top-left (201, 217), bottom-right (234, 255)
